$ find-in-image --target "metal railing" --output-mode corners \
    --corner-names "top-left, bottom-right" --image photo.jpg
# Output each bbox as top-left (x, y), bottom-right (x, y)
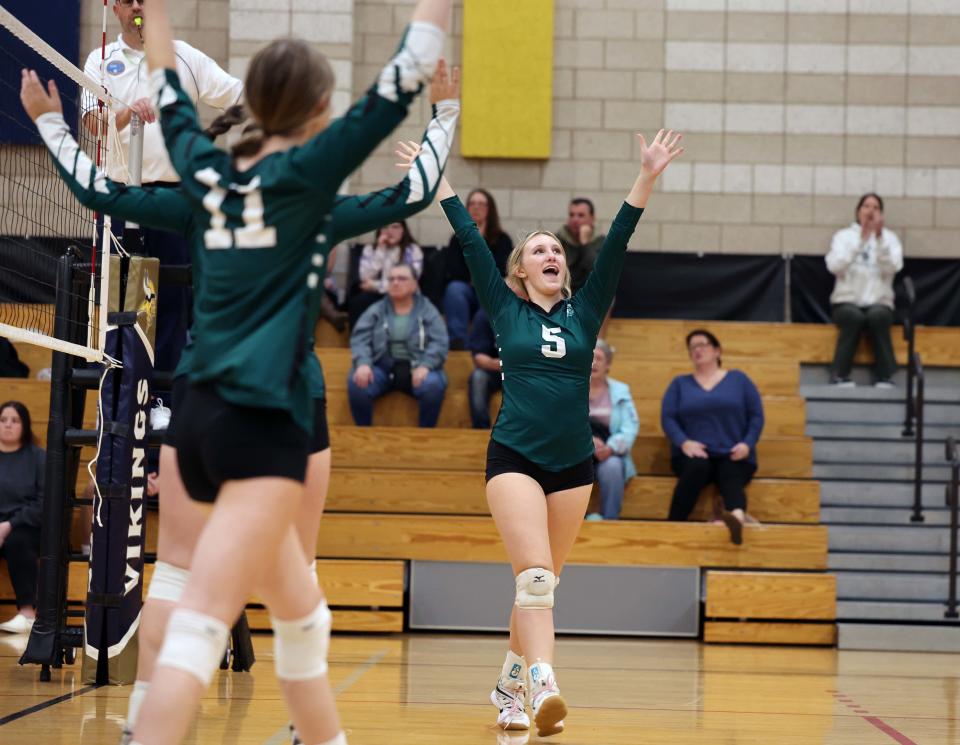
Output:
top-left (902, 277), bottom-right (917, 436)
top-left (909, 353), bottom-right (926, 524)
top-left (945, 437), bottom-right (959, 619)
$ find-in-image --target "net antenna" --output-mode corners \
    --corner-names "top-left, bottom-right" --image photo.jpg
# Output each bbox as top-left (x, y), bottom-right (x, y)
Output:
top-left (0, 3), bottom-right (129, 363)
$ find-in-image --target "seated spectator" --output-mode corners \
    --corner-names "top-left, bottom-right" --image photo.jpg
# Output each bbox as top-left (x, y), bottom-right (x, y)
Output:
top-left (467, 309), bottom-right (500, 428)
top-left (0, 401), bottom-right (44, 633)
top-left (557, 197), bottom-right (605, 294)
top-left (348, 220), bottom-right (424, 329)
top-left (585, 340), bottom-right (639, 521)
top-left (348, 263), bottom-right (449, 427)
top-left (443, 188), bottom-right (512, 349)
top-left (826, 192), bottom-right (903, 388)
top-left (0, 338), bottom-right (28, 378)
top-left (661, 330), bottom-right (764, 545)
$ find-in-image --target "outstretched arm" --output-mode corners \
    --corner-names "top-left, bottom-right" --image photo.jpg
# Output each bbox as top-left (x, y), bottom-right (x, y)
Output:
top-left (141, 0), bottom-right (177, 73)
top-left (20, 70), bottom-right (192, 233)
top-left (292, 1), bottom-right (452, 189)
top-left (575, 129), bottom-right (684, 331)
top-left (329, 61), bottom-right (461, 243)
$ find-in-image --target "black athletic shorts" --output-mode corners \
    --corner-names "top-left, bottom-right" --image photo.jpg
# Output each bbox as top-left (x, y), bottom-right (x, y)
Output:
top-left (176, 384), bottom-right (309, 503)
top-left (485, 439), bottom-right (595, 494)
top-left (161, 373), bottom-right (190, 447)
top-left (311, 396), bottom-right (330, 454)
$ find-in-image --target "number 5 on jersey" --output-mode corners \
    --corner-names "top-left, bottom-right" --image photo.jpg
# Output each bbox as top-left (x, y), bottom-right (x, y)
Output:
top-left (541, 325), bottom-right (566, 359)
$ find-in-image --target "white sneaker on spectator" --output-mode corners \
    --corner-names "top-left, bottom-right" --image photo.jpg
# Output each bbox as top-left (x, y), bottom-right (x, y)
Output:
top-left (0, 613), bottom-right (34, 634)
top-left (874, 380), bottom-right (896, 389)
top-left (585, 512), bottom-right (603, 521)
top-left (830, 378), bottom-right (856, 388)
top-left (528, 662), bottom-right (566, 737)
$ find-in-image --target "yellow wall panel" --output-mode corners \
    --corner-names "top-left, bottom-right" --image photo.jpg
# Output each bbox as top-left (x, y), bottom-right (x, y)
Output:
top-left (461, 0), bottom-right (553, 159)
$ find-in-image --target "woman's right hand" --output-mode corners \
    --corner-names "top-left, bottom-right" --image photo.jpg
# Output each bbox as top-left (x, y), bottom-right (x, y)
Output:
top-left (681, 440), bottom-right (709, 459)
top-left (353, 365), bottom-right (374, 389)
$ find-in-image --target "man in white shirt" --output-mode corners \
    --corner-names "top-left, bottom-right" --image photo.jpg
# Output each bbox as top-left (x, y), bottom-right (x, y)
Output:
top-left (82, 0), bottom-right (243, 371)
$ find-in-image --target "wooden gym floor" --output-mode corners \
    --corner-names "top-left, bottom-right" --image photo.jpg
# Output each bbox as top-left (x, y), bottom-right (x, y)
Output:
top-left (0, 632), bottom-right (958, 744)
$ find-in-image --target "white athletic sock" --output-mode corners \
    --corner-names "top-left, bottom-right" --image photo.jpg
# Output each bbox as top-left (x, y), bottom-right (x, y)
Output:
top-left (125, 679), bottom-right (150, 731)
top-left (500, 650), bottom-right (526, 689)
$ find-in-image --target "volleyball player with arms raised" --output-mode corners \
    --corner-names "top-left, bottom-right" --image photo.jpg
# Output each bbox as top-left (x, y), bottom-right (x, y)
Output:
top-left (437, 130), bottom-right (683, 737)
top-left (92, 0), bottom-right (453, 742)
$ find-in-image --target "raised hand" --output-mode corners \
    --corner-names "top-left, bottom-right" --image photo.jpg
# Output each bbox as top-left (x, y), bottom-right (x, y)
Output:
top-left (429, 58), bottom-right (461, 104)
top-left (638, 129), bottom-right (684, 180)
top-left (394, 139), bottom-right (422, 169)
top-left (20, 70), bottom-right (62, 121)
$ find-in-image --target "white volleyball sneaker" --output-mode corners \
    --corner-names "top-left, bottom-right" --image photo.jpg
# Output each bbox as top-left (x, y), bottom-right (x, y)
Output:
top-left (528, 661), bottom-right (566, 737)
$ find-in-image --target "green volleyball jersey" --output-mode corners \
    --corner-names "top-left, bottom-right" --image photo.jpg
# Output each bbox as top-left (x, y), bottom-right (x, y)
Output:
top-left (147, 23), bottom-right (443, 433)
top-left (37, 95), bottom-right (458, 411)
top-left (441, 196), bottom-right (643, 470)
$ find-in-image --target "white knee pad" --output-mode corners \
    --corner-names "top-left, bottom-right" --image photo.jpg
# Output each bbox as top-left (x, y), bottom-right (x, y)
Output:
top-left (155, 608), bottom-right (229, 687)
top-left (515, 567), bottom-right (557, 610)
top-left (145, 561), bottom-right (190, 603)
top-left (272, 601), bottom-right (332, 681)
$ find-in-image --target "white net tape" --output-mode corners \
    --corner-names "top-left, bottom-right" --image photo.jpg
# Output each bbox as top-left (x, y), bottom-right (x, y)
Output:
top-left (0, 4), bottom-right (121, 363)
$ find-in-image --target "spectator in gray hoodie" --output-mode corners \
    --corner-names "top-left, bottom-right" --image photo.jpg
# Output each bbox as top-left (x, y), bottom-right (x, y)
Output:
top-left (348, 263), bottom-right (449, 426)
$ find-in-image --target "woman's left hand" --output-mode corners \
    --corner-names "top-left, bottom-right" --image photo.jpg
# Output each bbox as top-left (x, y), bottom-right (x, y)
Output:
top-left (0, 521), bottom-right (11, 548)
top-left (638, 129), bottom-right (684, 180)
top-left (730, 442), bottom-right (750, 461)
top-left (394, 139), bottom-right (422, 169)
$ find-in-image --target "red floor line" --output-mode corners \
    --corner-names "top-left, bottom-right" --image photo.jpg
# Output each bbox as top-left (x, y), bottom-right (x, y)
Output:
top-left (865, 716), bottom-right (920, 745)
top-left (832, 690), bottom-right (920, 745)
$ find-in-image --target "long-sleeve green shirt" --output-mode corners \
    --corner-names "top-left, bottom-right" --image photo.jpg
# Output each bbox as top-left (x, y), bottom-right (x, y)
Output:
top-left (441, 196), bottom-right (643, 470)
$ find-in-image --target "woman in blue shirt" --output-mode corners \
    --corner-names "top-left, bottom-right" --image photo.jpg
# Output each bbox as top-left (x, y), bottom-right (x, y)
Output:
top-left (660, 329), bottom-right (764, 544)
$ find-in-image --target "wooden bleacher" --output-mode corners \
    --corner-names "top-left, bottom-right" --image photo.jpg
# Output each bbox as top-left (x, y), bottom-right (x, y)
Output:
top-left (0, 558), bottom-right (403, 633)
top-left (8, 315), bottom-right (908, 645)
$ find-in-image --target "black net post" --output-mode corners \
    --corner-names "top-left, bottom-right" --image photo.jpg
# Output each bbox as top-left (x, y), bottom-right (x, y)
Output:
top-left (20, 250), bottom-right (78, 679)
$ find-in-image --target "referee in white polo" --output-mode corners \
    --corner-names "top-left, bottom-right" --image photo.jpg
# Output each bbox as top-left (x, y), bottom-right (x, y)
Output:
top-left (82, 0), bottom-right (242, 373)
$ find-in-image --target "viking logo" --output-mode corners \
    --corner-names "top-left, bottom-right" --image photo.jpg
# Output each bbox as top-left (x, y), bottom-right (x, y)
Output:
top-left (138, 273), bottom-right (158, 330)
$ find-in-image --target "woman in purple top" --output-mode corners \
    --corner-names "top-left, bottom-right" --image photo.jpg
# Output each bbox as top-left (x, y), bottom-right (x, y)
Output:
top-left (660, 329), bottom-right (764, 544)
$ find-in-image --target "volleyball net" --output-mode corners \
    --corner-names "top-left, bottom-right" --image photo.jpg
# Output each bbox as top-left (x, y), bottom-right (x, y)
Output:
top-left (0, 5), bottom-right (117, 363)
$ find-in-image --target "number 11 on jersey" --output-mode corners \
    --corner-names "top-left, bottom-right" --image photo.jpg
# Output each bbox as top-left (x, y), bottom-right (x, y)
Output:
top-left (541, 325), bottom-right (566, 359)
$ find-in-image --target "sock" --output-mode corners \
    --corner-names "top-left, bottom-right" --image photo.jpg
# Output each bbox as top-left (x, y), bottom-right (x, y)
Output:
top-left (125, 680), bottom-right (150, 730)
top-left (500, 650), bottom-right (526, 689)
top-left (528, 661), bottom-right (555, 692)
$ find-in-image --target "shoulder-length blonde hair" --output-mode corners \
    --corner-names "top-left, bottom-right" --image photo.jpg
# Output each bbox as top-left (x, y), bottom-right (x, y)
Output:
top-left (505, 230), bottom-right (572, 301)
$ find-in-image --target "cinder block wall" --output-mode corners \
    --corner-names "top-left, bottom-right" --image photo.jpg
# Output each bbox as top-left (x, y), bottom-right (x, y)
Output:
top-left (79, 0), bottom-right (960, 259)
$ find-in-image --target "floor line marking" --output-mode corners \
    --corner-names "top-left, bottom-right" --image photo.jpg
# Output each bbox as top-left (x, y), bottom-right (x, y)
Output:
top-left (832, 690), bottom-right (920, 745)
top-left (262, 648), bottom-right (390, 745)
top-left (0, 685), bottom-right (100, 726)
